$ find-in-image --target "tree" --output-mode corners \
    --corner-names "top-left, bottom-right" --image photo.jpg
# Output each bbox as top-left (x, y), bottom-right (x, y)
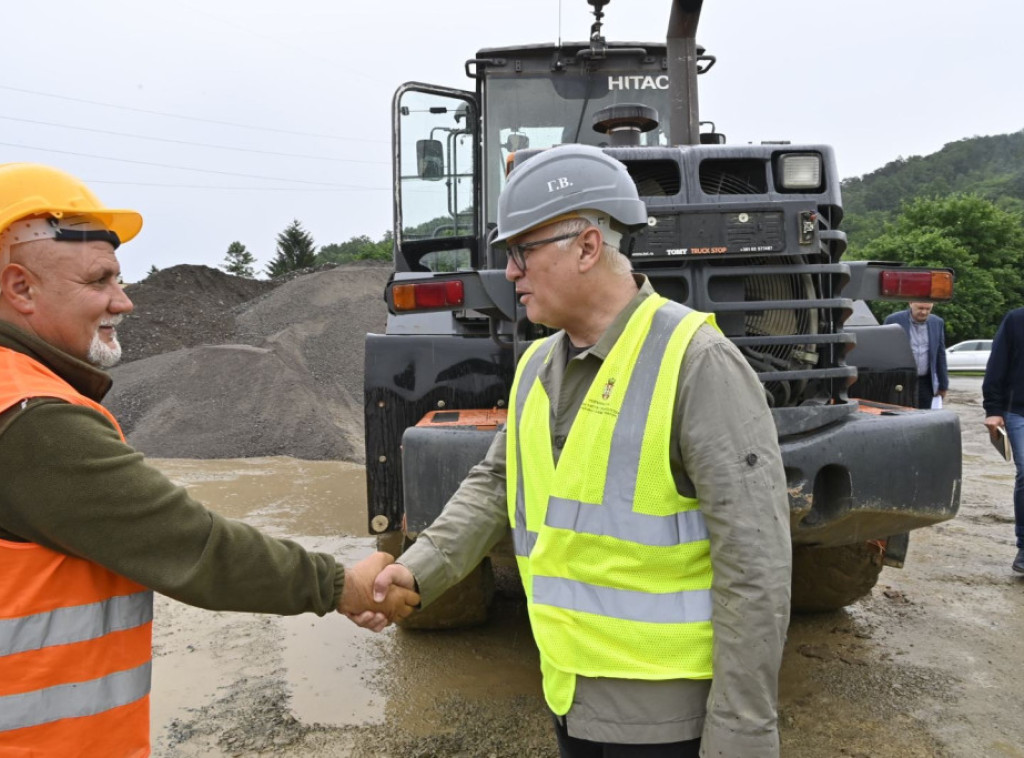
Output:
top-left (316, 232), bottom-right (392, 265)
top-left (855, 194), bottom-right (1024, 343)
top-left (840, 130), bottom-right (1024, 252)
top-left (221, 241), bottom-right (257, 278)
top-left (145, 265), bottom-right (159, 279)
top-left (265, 220), bottom-right (316, 278)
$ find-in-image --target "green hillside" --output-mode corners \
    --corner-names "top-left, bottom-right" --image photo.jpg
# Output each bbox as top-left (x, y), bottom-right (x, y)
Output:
top-left (841, 129), bottom-right (1024, 250)
top-left (838, 129), bottom-right (1024, 342)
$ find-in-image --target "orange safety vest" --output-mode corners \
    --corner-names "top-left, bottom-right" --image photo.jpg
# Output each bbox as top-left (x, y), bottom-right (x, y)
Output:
top-left (0, 346), bottom-right (152, 757)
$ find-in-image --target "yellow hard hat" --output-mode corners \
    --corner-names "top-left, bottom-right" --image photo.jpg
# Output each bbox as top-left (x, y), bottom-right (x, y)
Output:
top-left (0, 163), bottom-right (142, 245)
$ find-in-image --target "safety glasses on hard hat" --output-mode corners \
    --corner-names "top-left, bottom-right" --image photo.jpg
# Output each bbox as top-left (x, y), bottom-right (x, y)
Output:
top-left (506, 231), bottom-right (582, 274)
top-left (0, 216), bottom-right (121, 270)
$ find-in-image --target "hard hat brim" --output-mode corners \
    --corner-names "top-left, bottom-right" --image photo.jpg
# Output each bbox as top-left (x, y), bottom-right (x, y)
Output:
top-left (65, 209), bottom-right (144, 246)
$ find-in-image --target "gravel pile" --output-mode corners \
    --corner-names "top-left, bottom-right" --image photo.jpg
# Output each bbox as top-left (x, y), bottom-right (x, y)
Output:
top-left (104, 262), bottom-right (392, 462)
top-left (115, 265), bottom-right (280, 364)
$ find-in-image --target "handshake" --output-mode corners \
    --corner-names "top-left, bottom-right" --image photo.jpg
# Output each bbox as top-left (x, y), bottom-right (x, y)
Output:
top-left (337, 551), bottom-right (419, 632)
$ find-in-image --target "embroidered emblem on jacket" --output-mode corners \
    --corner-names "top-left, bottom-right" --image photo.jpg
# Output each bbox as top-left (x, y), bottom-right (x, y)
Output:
top-left (602, 378), bottom-right (616, 400)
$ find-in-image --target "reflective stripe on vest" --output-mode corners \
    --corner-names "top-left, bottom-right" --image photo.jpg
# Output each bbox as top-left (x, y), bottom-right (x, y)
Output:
top-left (0, 592), bottom-right (153, 657)
top-left (0, 661), bottom-right (152, 733)
top-left (545, 496), bottom-right (708, 547)
top-left (506, 296), bottom-right (715, 714)
top-left (509, 337), bottom-right (551, 561)
top-left (0, 346), bottom-right (153, 754)
top-left (532, 575), bottom-right (712, 624)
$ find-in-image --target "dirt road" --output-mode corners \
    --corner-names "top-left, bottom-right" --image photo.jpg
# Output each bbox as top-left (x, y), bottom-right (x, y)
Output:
top-left (148, 377), bottom-right (1023, 757)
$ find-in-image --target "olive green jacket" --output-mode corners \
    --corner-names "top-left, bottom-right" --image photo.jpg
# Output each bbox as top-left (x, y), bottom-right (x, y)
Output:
top-left (0, 321), bottom-right (343, 615)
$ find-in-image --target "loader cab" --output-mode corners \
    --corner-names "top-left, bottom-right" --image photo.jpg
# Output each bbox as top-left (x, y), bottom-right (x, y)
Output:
top-left (391, 42), bottom-right (678, 274)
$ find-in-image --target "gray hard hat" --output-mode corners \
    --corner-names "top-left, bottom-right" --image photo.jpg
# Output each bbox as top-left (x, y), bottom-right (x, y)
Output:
top-left (493, 144), bottom-right (649, 243)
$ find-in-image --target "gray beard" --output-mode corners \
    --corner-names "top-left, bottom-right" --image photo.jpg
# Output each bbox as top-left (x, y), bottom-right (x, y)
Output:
top-left (87, 332), bottom-right (122, 368)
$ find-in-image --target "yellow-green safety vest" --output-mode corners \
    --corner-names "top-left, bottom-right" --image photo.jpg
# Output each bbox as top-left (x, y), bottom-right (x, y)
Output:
top-left (506, 294), bottom-right (716, 715)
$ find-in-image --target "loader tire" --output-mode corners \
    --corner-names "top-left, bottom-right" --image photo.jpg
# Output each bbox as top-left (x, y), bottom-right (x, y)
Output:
top-left (790, 543), bottom-right (884, 613)
top-left (374, 532), bottom-right (495, 630)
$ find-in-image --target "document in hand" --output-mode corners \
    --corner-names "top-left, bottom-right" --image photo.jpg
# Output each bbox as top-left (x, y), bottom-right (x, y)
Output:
top-left (991, 426), bottom-right (1013, 464)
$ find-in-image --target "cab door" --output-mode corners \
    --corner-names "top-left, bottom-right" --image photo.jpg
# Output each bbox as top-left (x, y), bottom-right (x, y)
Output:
top-left (392, 83), bottom-right (480, 273)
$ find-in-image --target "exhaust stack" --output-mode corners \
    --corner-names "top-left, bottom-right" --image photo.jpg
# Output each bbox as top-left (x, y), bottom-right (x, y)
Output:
top-left (667, 0), bottom-right (704, 146)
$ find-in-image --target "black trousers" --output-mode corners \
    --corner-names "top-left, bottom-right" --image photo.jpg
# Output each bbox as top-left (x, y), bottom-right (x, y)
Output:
top-left (552, 715), bottom-right (701, 758)
top-left (916, 374), bottom-right (934, 409)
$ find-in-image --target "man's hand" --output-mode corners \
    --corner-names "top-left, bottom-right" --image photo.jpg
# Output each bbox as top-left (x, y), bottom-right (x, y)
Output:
top-left (339, 552), bottom-right (419, 632)
top-left (985, 415), bottom-right (1006, 439)
top-left (373, 563), bottom-right (417, 604)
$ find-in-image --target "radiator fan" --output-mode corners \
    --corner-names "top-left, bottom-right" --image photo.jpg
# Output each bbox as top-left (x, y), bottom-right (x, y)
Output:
top-left (741, 258), bottom-right (819, 407)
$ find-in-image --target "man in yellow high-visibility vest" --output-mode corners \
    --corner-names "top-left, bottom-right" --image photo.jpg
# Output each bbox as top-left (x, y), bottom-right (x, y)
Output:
top-left (366, 145), bottom-right (791, 757)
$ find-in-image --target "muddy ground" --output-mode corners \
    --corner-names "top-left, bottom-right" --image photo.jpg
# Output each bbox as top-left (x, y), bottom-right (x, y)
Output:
top-left (147, 376), bottom-right (1023, 758)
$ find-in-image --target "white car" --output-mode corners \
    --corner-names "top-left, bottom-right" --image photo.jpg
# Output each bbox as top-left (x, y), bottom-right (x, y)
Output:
top-left (946, 339), bottom-right (993, 372)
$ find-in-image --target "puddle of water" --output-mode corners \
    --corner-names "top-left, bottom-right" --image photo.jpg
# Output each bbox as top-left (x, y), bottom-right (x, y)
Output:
top-left (149, 456), bottom-right (369, 536)
top-left (151, 600), bottom-right (277, 732)
top-left (147, 457), bottom-right (548, 741)
top-left (278, 536), bottom-right (392, 727)
top-left (280, 610), bottom-right (388, 726)
top-left (148, 458), bottom-right (388, 731)
top-left (151, 545), bottom-right (390, 736)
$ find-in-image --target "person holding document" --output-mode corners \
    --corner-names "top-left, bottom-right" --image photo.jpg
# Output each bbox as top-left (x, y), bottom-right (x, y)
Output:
top-left (982, 306), bottom-right (1024, 573)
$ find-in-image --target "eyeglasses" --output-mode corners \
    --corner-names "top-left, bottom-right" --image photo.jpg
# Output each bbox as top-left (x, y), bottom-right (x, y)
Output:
top-left (506, 231), bottom-right (582, 274)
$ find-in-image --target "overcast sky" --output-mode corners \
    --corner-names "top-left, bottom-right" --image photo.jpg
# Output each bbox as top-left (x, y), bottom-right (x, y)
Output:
top-left (4, 0), bottom-right (1022, 283)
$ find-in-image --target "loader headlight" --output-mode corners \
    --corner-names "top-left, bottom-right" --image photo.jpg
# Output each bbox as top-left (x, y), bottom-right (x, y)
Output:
top-left (779, 153), bottom-right (823, 190)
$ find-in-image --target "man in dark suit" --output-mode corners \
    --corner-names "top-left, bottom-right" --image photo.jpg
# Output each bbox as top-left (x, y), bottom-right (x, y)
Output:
top-left (982, 307), bottom-right (1024, 573)
top-left (884, 302), bottom-right (949, 409)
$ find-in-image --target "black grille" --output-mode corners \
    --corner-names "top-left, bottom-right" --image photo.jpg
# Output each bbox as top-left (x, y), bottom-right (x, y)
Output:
top-left (699, 158), bottom-right (767, 194)
top-left (648, 256), bottom-right (854, 408)
top-left (623, 159), bottom-right (681, 196)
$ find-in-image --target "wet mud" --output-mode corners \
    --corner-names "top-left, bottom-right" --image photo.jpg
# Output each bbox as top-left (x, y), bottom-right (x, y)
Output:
top-left (149, 377), bottom-right (1024, 757)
